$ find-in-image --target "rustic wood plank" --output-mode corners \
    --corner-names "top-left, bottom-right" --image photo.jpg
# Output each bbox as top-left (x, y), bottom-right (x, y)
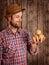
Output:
top-left (27, 0), bottom-right (38, 65)
top-left (21, 0), bottom-right (28, 29)
top-left (43, 0), bottom-right (49, 65)
top-left (27, 0), bottom-right (38, 36)
top-left (37, 0), bottom-right (45, 65)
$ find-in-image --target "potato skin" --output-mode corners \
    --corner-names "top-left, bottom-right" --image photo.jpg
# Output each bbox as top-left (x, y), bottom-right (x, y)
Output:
top-left (34, 30), bottom-right (45, 43)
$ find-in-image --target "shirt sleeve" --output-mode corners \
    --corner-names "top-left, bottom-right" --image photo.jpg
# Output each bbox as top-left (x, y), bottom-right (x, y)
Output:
top-left (0, 32), bottom-right (3, 64)
top-left (30, 46), bottom-right (39, 55)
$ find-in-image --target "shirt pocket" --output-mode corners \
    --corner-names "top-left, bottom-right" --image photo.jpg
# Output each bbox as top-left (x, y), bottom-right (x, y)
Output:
top-left (18, 41), bottom-right (27, 51)
top-left (8, 41), bottom-right (17, 53)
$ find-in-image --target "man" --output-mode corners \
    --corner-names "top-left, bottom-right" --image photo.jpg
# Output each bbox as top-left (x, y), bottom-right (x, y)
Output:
top-left (0, 3), bottom-right (45, 65)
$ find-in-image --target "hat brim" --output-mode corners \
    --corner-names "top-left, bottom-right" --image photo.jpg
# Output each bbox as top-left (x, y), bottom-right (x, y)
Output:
top-left (5, 8), bottom-right (25, 18)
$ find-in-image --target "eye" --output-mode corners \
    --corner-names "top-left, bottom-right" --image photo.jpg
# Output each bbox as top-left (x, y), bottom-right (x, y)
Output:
top-left (16, 15), bottom-right (19, 18)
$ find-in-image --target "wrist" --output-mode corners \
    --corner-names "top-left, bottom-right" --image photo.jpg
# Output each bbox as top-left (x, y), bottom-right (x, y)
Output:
top-left (30, 44), bottom-right (37, 52)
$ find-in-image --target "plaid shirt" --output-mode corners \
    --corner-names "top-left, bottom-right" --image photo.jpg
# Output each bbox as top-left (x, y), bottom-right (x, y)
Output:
top-left (0, 27), bottom-right (39, 65)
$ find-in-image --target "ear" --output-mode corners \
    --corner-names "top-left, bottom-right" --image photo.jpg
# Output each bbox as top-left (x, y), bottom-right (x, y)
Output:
top-left (7, 17), bottom-right (11, 21)
top-left (7, 16), bottom-right (11, 25)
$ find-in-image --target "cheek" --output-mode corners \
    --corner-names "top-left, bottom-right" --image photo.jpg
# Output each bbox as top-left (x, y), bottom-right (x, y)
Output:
top-left (16, 19), bottom-right (22, 24)
top-left (14, 19), bottom-right (19, 23)
top-left (13, 18), bottom-right (22, 24)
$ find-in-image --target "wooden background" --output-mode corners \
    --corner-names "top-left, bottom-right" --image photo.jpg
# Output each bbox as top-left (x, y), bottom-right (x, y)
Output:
top-left (0, 0), bottom-right (49, 65)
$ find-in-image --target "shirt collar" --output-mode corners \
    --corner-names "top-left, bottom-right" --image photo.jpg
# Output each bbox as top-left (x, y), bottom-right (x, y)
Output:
top-left (6, 26), bottom-right (21, 34)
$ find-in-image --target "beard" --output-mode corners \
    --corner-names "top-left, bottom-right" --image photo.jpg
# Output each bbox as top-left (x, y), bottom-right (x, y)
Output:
top-left (10, 21), bottom-right (20, 29)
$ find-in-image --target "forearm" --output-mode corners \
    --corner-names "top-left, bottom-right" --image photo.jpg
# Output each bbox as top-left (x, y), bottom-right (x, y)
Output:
top-left (30, 43), bottom-right (37, 52)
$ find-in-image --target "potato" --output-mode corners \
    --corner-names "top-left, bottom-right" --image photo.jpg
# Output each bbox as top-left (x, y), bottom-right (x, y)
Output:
top-left (34, 29), bottom-right (42, 36)
top-left (33, 29), bottom-right (45, 43)
top-left (38, 34), bottom-right (45, 42)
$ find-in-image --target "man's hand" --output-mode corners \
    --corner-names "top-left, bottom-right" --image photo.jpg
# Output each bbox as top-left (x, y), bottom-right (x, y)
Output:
top-left (30, 29), bottom-right (45, 52)
top-left (33, 29), bottom-right (45, 44)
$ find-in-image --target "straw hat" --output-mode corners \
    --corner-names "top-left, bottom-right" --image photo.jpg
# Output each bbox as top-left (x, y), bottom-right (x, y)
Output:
top-left (6, 3), bottom-right (25, 18)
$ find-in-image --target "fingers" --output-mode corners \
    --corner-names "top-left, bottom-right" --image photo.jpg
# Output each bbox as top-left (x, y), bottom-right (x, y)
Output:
top-left (39, 34), bottom-right (45, 43)
top-left (33, 34), bottom-right (45, 44)
top-left (33, 29), bottom-right (45, 44)
top-left (32, 35), bottom-right (39, 44)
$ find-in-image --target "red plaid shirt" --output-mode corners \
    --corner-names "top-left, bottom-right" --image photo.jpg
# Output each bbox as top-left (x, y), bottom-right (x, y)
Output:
top-left (0, 27), bottom-right (39, 65)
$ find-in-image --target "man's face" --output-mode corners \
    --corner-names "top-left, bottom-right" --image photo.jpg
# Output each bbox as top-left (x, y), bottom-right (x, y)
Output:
top-left (10, 12), bottom-right (22, 28)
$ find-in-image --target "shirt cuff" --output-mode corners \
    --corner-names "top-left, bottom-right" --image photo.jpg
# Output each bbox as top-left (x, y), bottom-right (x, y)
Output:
top-left (30, 46), bottom-right (39, 55)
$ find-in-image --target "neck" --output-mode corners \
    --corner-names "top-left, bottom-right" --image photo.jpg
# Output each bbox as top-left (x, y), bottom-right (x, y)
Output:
top-left (9, 25), bottom-right (18, 34)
